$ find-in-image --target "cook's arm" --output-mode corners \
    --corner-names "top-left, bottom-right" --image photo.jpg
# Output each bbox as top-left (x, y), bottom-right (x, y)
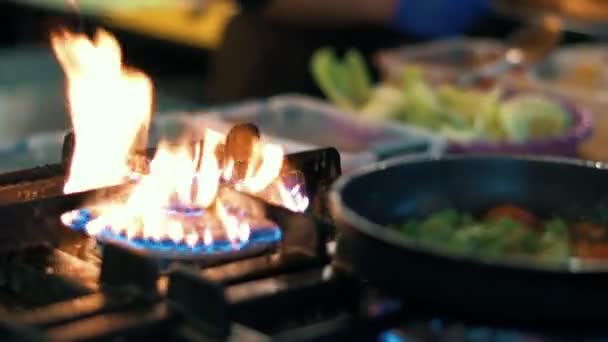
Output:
top-left (236, 0), bottom-right (396, 25)
top-left (235, 0), bottom-right (491, 37)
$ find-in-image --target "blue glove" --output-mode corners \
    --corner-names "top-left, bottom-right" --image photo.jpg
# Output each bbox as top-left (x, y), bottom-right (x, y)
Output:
top-left (390, 0), bottom-right (491, 38)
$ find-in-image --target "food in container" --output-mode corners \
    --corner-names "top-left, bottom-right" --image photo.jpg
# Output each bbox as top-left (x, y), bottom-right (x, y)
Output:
top-left (199, 95), bottom-right (446, 173)
top-left (0, 99), bottom-right (445, 175)
top-left (373, 38), bottom-right (507, 84)
top-left (310, 47), bottom-right (592, 156)
top-left (532, 45), bottom-right (608, 96)
top-left (530, 45), bottom-right (608, 160)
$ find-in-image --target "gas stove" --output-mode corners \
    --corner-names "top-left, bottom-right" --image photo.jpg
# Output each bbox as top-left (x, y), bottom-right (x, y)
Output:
top-left (0, 139), bottom-right (366, 341)
top-left (8, 23), bottom-right (608, 342)
top-left (1, 140), bottom-right (608, 342)
top-left (0, 138), bottom-right (404, 342)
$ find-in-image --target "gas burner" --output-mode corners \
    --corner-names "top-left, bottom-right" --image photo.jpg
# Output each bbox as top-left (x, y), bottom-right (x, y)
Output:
top-left (61, 206), bottom-right (282, 260)
top-left (58, 127), bottom-right (308, 258)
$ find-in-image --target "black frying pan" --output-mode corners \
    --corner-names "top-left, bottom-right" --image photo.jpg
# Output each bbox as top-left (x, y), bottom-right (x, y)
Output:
top-left (330, 155), bottom-right (608, 325)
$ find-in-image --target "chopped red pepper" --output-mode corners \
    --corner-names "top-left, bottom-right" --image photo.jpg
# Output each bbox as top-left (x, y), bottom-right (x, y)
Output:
top-left (485, 204), bottom-right (539, 228)
top-left (576, 242), bottom-right (608, 259)
top-left (573, 222), bottom-right (607, 241)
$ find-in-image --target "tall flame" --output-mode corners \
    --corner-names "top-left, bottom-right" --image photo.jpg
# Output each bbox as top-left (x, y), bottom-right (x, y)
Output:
top-left (51, 29), bottom-right (152, 194)
top-left (196, 129), bottom-right (223, 207)
top-left (54, 28), bottom-right (308, 249)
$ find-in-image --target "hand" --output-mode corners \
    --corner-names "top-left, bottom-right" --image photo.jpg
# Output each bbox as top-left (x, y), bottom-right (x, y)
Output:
top-left (390, 0), bottom-right (491, 38)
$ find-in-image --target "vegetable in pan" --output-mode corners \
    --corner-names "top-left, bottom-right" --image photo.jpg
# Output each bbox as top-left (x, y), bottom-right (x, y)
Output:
top-left (310, 48), bottom-right (571, 144)
top-left (395, 204), bottom-right (608, 265)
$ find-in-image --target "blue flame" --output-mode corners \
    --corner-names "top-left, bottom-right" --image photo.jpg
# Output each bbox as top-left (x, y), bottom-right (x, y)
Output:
top-left (65, 208), bottom-right (282, 257)
top-left (378, 331), bottom-right (408, 342)
top-left (165, 206), bottom-right (205, 217)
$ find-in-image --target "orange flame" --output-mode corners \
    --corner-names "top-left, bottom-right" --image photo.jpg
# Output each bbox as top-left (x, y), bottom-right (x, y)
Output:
top-left (69, 130), bottom-right (306, 245)
top-left (195, 129), bottom-right (223, 207)
top-left (54, 28), bottom-right (308, 247)
top-left (51, 29), bottom-right (153, 194)
top-left (240, 144), bottom-right (284, 193)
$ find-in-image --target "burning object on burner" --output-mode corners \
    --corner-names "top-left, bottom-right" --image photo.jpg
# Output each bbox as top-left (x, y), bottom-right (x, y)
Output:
top-left (52, 29), bottom-right (309, 258)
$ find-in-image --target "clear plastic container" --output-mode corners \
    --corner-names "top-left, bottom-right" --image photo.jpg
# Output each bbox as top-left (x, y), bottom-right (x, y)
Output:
top-left (374, 37), bottom-right (506, 84)
top-left (199, 94), bottom-right (446, 172)
top-left (530, 44), bottom-right (608, 102)
top-left (529, 44), bottom-right (608, 160)
top-left (0, 95), bottom-right (445, 174)
top-left (371, 39), bottom-right (593, 158)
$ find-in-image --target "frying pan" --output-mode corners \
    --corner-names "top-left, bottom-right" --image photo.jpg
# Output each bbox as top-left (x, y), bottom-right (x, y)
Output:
top-left (330, 155), bottom-right (608, 325)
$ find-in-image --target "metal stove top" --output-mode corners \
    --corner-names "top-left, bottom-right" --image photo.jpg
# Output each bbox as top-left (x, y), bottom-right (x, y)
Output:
top-left (0, 139), bottom-right (608, 341)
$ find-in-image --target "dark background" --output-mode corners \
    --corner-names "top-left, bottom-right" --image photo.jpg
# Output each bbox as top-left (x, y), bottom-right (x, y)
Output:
top-left (0, 1), bottom-right (596, 107)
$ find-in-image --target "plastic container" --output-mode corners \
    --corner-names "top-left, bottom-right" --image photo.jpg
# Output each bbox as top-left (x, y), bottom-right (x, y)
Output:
top-left (359, 39), bottom-right (595, 157)
top-left (374, 37), bottom-right (506, 84)
top-left (529, 44), bottom-right (608, 160)
top-left (200, 94), bottom-right (447, 172)
top-left (530, 44), bottom-right (608, 101)
top-left (446, 94), bottom-right (593, 157)
top-left (0, 95), bottom-right (446, 174)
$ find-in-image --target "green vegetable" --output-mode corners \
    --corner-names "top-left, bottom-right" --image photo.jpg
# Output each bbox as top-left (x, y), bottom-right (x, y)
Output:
top-left (500, 95), bottom-right (571, 143)
top-left (436, 85), bottom-right (505, 142)
top-left (437, 85), bottom-right (479, 124)
top-left (438, 125), bottom-right (479, 143)
top-left (451, 225), bottom-right (486, 253)
top-left (400, 66), bottom-right (445, 129)
top-left (395, 208), bottom-right (572, 265)
top-left (474, 87), bottom-right (505, 141)
top-left (310, 47), bottom-right (373, 110)
top-left (344, 49), bottom-right (372, 106)
top-left (310, 48), bottom-right (572, 145)
top-left (360, 85), bottom-right (407, 120)
top-left (544, 218), bottom-right (569, 236)
top-left (538, 233), bottom-right (569, 265)
top-left (400, 219), bottom-right (421, 237)
top-left (310, 48), bottom-right (357, 110)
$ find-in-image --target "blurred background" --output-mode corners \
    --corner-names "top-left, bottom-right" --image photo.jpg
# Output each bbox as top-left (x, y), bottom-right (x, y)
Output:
top-left (1, 0), bottom-right (608, 167)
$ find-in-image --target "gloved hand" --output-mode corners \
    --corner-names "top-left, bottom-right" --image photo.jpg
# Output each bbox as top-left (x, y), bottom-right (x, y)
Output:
top-left (390, 0), bottom-right (491, 38)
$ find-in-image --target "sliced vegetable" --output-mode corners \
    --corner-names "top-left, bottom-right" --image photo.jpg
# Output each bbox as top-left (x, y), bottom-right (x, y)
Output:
top-left (500, 95), bottom-right (571, 143)
top-left (310, 48), bottom-right (357, 110)
top-left (473, 86), bottom-right (504, 141)
top-left (438, 125), bottom-right (479, 143)
top-left (400, 66), bottom-right (445, 128)
top-left (344, 49), bottom-right (372, 106)
top-left (360, 85), bottom-right (407, 120)
top-left (310, 48), bottom-right (573, 144)
top-left (573, 222), bottom-right (607, 240)
top-left (394, 205), bottom-right (577, 265)
top-left (485, 204), bottom-right (538, 227)
top-left (437, 85), bottom-right (479, 123)
top-left (538, 220), bottom-right (570, 264)
top-left (576, 243), bottom-right (608, 259)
